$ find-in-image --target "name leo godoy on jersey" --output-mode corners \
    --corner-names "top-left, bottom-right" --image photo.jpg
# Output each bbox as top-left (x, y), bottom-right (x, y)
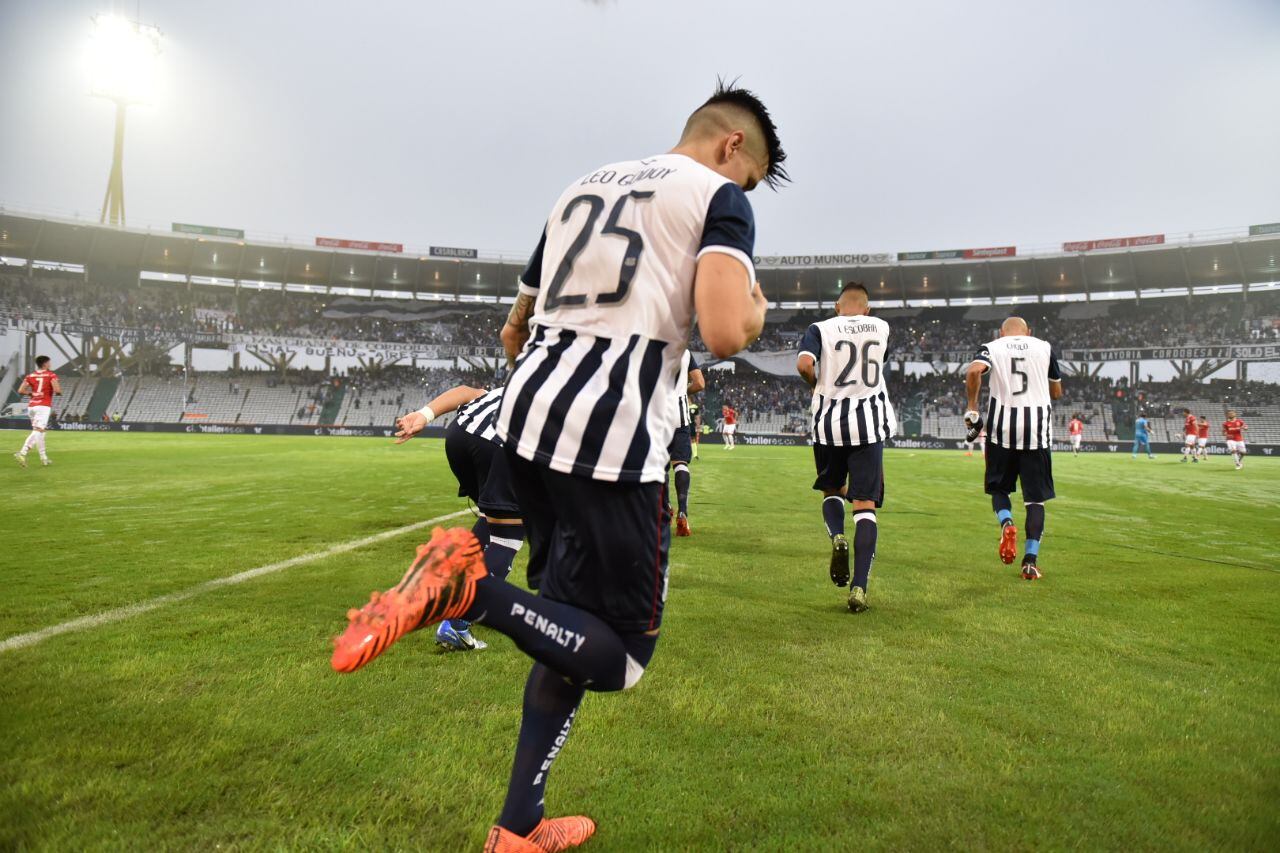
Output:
top-left (799, 315), bottom-right (897, 445)
top-left (497, 152), bottom-right (756, 484)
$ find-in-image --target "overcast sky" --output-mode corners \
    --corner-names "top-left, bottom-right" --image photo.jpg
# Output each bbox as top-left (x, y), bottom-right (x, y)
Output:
top-left (2, 0), bottom-right (1278, 258)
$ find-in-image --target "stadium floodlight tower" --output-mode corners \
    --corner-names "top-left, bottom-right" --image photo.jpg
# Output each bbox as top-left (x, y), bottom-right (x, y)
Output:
top-left (87, 13), bottom-right (162, 227)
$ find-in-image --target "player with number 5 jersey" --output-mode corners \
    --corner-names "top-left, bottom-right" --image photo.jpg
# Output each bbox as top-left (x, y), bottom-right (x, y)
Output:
top-left (963, 317), bottom-right (1063, 580)
top-left (797, 282), bottom-right (895, 614)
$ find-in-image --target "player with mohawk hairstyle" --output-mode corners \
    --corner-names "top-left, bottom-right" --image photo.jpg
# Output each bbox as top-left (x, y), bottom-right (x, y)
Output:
top-left (332, 79), bottom-right (786, 852)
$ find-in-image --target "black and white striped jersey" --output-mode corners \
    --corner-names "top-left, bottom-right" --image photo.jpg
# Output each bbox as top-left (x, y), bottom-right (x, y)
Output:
top-left (798, 315), bottom-right (897, 446)
top-left (675, 350), bottom-right (700, 429)
top-left (454, 386), bottom-right (503, 445)
top-left (973, 335), bottom-right (1061, 450)
top-left (497, 153), bottom-right (755, 483)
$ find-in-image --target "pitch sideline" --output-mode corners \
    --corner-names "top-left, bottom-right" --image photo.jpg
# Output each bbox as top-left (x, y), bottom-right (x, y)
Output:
top-left (0, 508), bottom-right (473, 653)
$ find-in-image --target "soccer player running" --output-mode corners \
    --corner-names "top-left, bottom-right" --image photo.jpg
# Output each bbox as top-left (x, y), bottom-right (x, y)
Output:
top-left (393, 383), bottom-right (528, 652)
top-left (1196, 416), bottom-right (1210, 462)
top-left (1068, 413), bottom-right (1084, 456)
top-left (667, 351), bottom-right (705, 536)
top-left (1223, 410), bottom-right (1248, 469)
top-left (797, 283), bottom-right (895, 614)
top-left (721, 403), bottom-right (738, 449)
top-left (332, 81), bottom-right (784, 851)
top-left (1132, 413), bottom-right (1154, 458)
top-left (13, 355), bottom-right (61, 468)
top-left (1181, 408), bottom-right (1198, 463)
top-left (963, 317), bottom-right (1062, 581)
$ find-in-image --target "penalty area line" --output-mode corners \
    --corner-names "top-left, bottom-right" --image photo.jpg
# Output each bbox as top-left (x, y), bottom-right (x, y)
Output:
top-left (0, 508), bottom-right (473, 654)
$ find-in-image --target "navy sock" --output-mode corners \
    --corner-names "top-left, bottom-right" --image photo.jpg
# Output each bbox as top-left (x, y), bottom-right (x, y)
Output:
top-left (852, 509), bottom-right (877, 590)
top-left (823, 495), bottom-right (846, 538)
top-left (485, 521), bottom-right (525, 582)
top-left (1024, 503), bottom-right (1045, 563)
top-left (992, 493), bottom-right (1014, 528)
top-left (497, 663), bottom-right (585, 836)
top-left (471, 516), bottom-right (491, 550)
top-left (463, 577), bottom-right (640, 691)
top-left (673, 465), bottom-right (691, 515)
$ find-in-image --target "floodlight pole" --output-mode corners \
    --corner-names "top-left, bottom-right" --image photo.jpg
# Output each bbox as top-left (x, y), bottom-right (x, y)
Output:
top-left (100, 99), bottom-right (128, 226)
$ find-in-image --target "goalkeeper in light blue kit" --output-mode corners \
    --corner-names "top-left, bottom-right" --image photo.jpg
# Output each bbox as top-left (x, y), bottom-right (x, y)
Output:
top-left (1132, 414), bottom-right (1154, 459)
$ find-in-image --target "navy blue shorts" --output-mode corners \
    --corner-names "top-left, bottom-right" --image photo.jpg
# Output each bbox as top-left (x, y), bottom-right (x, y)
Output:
top-left (506, 448), bottom-right (669, 634)
top-left (444, 421), bottom-right (521, 519)
top-left (667, 426), bottom-right (692, 464)
top-left (812, 441), bottom-right (885, 506)
top-left (984, 443), bottom-right (1055, 502)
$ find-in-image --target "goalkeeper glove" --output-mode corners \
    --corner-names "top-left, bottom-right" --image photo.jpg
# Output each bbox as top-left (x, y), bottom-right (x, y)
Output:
top-left (963, 410), bottom-right (984, 443)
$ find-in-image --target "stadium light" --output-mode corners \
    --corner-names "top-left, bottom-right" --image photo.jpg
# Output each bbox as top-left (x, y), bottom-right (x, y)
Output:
top-left (87, 13), bottom-right (163, 227)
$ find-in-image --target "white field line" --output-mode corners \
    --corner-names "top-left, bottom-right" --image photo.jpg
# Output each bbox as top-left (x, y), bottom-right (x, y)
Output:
top-left (0, 509), bottom-right (472, 654)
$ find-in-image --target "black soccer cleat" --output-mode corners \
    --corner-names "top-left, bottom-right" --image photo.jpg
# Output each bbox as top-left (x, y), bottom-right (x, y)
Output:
top-left (829, 534), bottom-right (850, 587)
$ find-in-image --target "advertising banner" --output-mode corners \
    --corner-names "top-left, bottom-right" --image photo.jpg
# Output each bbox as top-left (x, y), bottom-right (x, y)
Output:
top-left (172, 222), bottom-right (245, 239)
top-left (1062, 234), bottom-right (1165, 252)
top-left (1248, 222), bottom-right (1280, 236)
top-left (898, 247), bottom-right (1015, 261)
top-left (429, 246), bottom-right (478, 259)
top-left (753, 253), bottom-right (894, 267)
top-left (316, 237), bottom-right (404, 253)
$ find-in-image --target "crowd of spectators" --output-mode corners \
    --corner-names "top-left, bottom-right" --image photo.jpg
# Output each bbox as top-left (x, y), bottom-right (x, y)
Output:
top-left (5, 272), bottom-right (1277, 356)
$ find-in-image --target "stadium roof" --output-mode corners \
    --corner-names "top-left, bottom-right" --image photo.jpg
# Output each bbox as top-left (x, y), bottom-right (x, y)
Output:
top-left (2, 210), bottom-right (1278, 304)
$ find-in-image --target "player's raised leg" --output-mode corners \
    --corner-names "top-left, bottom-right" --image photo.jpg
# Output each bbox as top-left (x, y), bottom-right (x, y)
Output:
top-left (823, 491), bottom-right (849, 587)
top-left (1021, 502), bottom-right (1045, 580)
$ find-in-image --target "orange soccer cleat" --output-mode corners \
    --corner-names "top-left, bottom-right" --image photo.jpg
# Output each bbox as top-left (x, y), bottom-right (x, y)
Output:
top-left (675, 513), bottom-right (691, 537)
top-left (484, 816), bottom-right (597, 853)
top-left (330, 527), bottom-right (486, 673)
top-left (998, 524), bottom-right (1018, 565)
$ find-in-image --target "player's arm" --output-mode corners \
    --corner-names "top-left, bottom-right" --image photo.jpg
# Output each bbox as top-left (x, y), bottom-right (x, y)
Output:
top-left (963, 346), bottom-right (991, 440)
top-left (1047, 346), bottom-right (1063, 401)
top-left (796, 324), bottom-right (821, 389)
top-left (501, 227), bottom-right (547, 365)
top-left (393, 385), bottom-right (486, 444)
top-left (696, 261), bottom-right (766, 357)
top-left (687, 368), bottom-right (706, 395)
top-left (17, 379), bottom-right (31, 396)
top-left (52, 377), bottom-right (63, 396)
top-left (695, 182), bottom-right (764, 358)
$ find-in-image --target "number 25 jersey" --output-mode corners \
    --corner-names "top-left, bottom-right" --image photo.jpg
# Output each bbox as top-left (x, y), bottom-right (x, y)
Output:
top-left (498, 152), bottom-right (756, 484)
top-left (799, 315), bottom-right (896, 446)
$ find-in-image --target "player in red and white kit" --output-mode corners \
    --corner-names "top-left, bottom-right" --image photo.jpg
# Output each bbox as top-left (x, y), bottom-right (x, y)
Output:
top-left (721, 404), bottom-right (738, 450)
top-left (1195, 416), bottom-right (1210, 461)
top-left (1068, 414), bottom-right (1084, 456)
top-left (1223, 410), bottom-right (1248, 470)
top-left (14, 355), bottom-right (61, 468)
top-left (1180, 409), bottom-right (1198, 463)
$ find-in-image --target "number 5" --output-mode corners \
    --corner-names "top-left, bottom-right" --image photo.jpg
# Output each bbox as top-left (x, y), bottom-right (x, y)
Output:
top-left (1011, 357), bottom-right (1028, 395)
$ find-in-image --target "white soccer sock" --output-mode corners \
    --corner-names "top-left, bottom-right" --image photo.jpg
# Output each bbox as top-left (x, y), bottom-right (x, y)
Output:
top-left (35, 432), bottom-right (47, 458)
top-left (20, 432), bottom-right (37, 454)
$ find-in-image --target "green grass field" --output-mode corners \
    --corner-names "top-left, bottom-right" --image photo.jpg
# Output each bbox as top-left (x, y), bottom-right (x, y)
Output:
top-left (2, 432), bottom-right (1277, 851)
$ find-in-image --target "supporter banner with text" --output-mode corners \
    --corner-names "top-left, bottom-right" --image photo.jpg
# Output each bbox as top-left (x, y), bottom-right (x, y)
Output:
top-left (316, 237), bottom-right (404, 253)
top-left (1062, 234), bottom-right (1165, 252)
top-left (226, 333), bottom-right (501, 361)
